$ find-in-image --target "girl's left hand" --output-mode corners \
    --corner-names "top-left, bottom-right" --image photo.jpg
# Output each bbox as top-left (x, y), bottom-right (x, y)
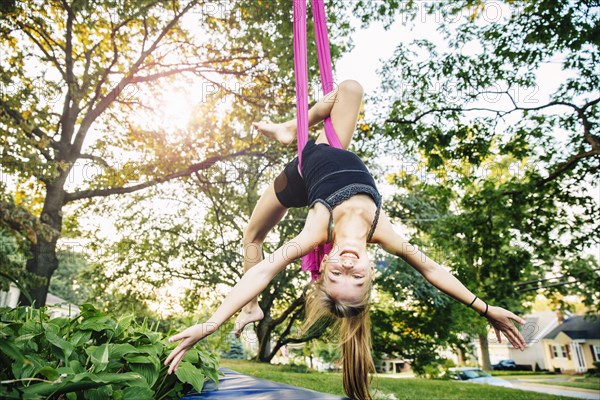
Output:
top-left (485, 305), bottom-right (527, 351)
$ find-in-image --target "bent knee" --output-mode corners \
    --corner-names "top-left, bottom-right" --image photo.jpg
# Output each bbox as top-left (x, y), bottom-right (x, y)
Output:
top-left (339, 79), bottom-right (364, 97)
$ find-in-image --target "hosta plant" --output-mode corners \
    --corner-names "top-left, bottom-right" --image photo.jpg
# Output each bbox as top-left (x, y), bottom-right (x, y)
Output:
top-left (0, 304), bottom-right (220, 399)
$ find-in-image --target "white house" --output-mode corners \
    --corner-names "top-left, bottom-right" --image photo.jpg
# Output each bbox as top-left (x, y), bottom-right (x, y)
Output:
top-left (378, 356), bottom-right (412, 373)
top-left (0, 284), bottom-right (80, 318)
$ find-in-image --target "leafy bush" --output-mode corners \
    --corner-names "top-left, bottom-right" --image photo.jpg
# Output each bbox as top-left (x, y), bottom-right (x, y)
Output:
top-left (416, 358), bottom-right (455, 379)
top-left (586, 361), bottom-right (600, 377)
top-left (0, 304), bottom-right (220, 399)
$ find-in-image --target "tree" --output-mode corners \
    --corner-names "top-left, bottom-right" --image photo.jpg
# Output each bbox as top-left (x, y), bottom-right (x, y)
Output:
top-left (383, 160), bottom-right (539, 370)
top-left (220, 332), bottom-right (246, 360)
top-left (354, 0), bottom-right (599, 369)
top-left (0, 0), bottom-right (352, 306)
top-left (371, 251), bottom-right (476, 374)
top-left (82, 145), bottom-right (332, 362)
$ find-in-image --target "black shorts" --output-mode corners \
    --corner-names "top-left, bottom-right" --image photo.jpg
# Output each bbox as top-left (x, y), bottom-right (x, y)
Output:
top-left (274, 157), bottom-right (309, 208)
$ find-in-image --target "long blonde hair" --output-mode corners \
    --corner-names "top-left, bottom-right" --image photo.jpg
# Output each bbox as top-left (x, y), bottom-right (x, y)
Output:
top-left (301, 271), bottom-right (376, 400)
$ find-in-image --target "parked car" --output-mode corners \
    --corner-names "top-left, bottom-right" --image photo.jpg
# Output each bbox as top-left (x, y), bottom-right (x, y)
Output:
top-left (445, 367), bottom-right (513, 388)
top-left (492, 359), bottom-right (517, 370)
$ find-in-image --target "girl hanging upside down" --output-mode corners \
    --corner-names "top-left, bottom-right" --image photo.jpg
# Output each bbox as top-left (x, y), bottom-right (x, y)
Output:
top-left (165, 80), bottom-right (527, 400)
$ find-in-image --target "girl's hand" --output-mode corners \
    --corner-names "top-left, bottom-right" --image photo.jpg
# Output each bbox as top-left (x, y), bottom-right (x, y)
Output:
top-left (485, 306), bottom-right (527, 351)
top-left (164, 323), bottom-right (217, 374)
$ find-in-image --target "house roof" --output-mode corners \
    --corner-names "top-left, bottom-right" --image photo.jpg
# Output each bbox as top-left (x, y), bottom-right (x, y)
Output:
top-left (543, 315), bottom-right (600, 340)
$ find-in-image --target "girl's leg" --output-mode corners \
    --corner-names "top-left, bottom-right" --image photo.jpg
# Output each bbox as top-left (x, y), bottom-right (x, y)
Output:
top-left (238, 80), bottom-right (364, 335)
top-left (253, 79), bottom-right (364, 150)
top-left (234, 182), bottom-right (287, 337)
top-left (314, 79), bottom-right (364, 150)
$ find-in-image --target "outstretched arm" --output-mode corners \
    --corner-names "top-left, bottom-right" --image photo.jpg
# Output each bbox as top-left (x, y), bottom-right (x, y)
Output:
top-left (164, 225), bottom-right (322, 374)
top-left (372, 211), bottom-right (527, 351)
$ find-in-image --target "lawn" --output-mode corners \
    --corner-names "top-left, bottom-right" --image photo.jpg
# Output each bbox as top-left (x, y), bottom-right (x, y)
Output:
top-left (219, 359), bottom-right (580, 400)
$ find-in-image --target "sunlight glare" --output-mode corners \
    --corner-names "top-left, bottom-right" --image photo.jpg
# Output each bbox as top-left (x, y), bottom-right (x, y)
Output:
top-left (158, 88), bottom-right (193, 131)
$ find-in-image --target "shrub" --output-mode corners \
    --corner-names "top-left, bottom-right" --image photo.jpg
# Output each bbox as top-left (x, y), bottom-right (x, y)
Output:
top-left (418, 358), bottom-right (455, 379)
top-left (586, 361), bottom-right (600, 377)
top-left (219, 333), bottom-right (246, 360)
top-left (0, 304), bottom-right (220, 399)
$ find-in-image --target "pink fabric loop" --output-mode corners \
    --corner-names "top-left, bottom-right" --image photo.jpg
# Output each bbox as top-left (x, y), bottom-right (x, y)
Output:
top-left (293, 0), bottom-right (341, 281)
top-left (301, 242), bottom-right (333, 282)
top-left (296, 0), bottom-right (342, 170)
top-left (293, 0), bottom-right (309, 172)
top-left (312, 0), bottom-right (342, 149)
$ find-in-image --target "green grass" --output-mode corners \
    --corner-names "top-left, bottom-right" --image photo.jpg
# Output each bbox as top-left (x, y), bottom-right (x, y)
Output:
top-left (219, 360), bottom-right (581, 399)
top-left (533, 377), bottom-right (600, 391)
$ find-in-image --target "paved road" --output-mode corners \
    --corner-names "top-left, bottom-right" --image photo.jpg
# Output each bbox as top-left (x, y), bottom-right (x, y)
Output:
top-left (377, 373), bottom-right (599, 399)
top-left (510, 378), bottom-right (599, 400)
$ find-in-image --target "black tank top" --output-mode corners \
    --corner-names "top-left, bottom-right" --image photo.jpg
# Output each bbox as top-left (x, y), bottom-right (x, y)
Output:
top-left (300, 140), bottom-right (382, 242)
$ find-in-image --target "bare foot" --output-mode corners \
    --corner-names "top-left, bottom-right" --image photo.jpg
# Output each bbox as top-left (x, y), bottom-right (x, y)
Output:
top-left (252, 120), bottom-right (296, 146)
top-left (233, 304), bottom-right (264, 338)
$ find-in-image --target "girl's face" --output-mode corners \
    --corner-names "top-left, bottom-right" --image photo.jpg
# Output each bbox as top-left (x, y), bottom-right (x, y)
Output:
top-left (321, 244), bottom-right (373, 303)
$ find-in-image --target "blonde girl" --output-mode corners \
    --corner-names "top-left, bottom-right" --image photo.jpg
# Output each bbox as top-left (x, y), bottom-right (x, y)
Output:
top-left (165, 80), bottom-right (526, 400)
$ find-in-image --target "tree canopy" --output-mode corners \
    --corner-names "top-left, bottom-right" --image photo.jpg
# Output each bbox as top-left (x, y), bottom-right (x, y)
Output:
top-left (355, 0), bottom-right (598, 368)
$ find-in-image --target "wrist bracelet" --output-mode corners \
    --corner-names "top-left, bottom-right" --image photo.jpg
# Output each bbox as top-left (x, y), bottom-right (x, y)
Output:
top-left (480, 301), bottom-right (489, 317)
top-left (468, 295), bottom-right (478, 308)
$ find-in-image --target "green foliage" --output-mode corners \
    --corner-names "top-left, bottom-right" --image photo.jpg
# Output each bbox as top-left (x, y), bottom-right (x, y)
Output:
top-left (0, 228), bottom-right (43, 296)
top-left (0, 183), bottom-right (55, 246)
top-left (312, 340), bottom-right (341, 366)
top-left (0, 228), bottom-right (27, 292)
top-left (586, 361), bottom-right (600, 378)
top-left (418, 358), bottom-right (455, 380)
top-left (354, 0), bottom-right (599, 370)
top-left (370, 249), bottom-right (476, 374)
top-left (0, 304), bottom-right (220, 399)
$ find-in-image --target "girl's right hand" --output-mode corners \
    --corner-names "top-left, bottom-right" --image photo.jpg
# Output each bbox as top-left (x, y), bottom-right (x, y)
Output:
top-left (484, 306), bottom-right (527, 351)
top-left (164, 323), bottom-right (217, 374)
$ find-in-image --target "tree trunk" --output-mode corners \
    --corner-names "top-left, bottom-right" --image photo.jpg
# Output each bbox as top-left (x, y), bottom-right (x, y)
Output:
top-left (457, 346), bottom-right (465, 366)
top-left (479, 333), bottom-right (492, 370)
top-left (256, 318), bottom-right (273, 362)
top-left (19, 183), bottom-right (65, 307)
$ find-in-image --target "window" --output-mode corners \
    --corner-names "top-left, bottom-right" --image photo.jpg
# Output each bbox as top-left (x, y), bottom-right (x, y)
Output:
top-left (592, 345), bottom-right (600, 362)
top-left (552, 345), bottom-right (561, 358)
top-left (552, 345), bottom-right (566, 358)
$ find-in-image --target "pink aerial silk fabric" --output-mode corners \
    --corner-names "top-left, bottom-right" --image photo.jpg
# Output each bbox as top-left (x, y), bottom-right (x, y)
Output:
top-left (294, 0), bottom-right (341, 281)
